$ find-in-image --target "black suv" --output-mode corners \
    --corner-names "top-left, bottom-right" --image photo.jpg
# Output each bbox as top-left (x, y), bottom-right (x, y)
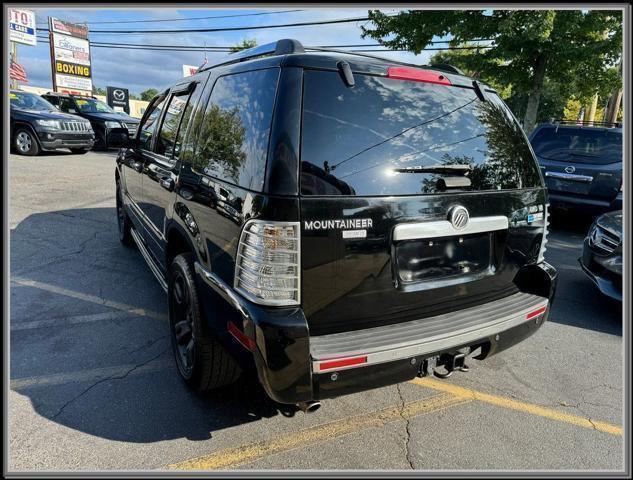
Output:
top-left (529, 122), bottom-right (622, 216)
top-left (10, 90), bottom-right (94, 155)
top-left (115, 40), bottom-right (557, 409)
top-left (42, 92), bottom-right (140, 150)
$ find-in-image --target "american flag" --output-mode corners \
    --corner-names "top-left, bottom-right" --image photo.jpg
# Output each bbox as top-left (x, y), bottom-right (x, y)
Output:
top-left (10, 58), bottom-right (28, 83)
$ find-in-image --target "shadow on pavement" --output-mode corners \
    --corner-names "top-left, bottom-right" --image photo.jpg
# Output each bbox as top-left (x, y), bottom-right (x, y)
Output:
top-left (10, 207), bottom-right (300, 444)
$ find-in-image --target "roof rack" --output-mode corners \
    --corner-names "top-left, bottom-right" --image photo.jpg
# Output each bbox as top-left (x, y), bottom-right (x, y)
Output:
top-left (548, 119), bottom-right (622, 128)
top-left (199, 38), bottom-right (305, 72)
top-left (199, 38), bottom-right (466, 76)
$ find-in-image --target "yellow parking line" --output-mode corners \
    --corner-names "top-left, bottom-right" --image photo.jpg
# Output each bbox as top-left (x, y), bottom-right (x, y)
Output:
top-left (166, 392), bottom-right (471, 470)
top-left (411, 377), bottom-right (622, 436)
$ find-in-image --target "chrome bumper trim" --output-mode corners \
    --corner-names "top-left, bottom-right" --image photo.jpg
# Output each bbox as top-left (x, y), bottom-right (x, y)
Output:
top-left (393, 215), bottom-right (508, 241)
top-left (311, 292), bottom-right (548, 373)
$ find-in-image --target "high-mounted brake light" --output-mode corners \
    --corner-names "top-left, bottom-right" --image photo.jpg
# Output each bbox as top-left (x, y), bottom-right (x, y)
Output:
top-left (316, 355), bottom-right (368, 372)
top-left (387, 67), bottom-right (452, 86)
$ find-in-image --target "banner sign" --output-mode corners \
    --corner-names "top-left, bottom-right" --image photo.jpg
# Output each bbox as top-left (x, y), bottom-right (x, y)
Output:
top-left (50, 17), bottom-right (88, 39)
top-left (56, 59), bottom-right (91, 77)
top-left (52, 33), bottom-right (90, 65)
top-left (182, 64), bottom-right (198, 77)
top-left (49, 17), bottom-right (92, 96)
top-left (106, 86), bottom-right (130, 114)
top-left (55, 73), bottom-right (93, 92)
top-left (9, 8), bottom-right (37, 46)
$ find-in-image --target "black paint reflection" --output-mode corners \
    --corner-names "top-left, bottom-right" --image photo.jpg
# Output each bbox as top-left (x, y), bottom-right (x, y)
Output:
top-left (301, 71), bottom-right (541, 196)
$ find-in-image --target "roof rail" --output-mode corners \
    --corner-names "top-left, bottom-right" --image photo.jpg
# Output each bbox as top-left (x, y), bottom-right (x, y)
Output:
top-left (199, 38), bottom-right (305, 72)
top-left (304, 46), bottom-right (424, 69)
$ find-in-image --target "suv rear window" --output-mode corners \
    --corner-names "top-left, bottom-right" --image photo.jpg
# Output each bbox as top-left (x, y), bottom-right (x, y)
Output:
top-left (531, 126), bottom-right (622, 165)
top-left (300, 70), bottom-right (541, 196)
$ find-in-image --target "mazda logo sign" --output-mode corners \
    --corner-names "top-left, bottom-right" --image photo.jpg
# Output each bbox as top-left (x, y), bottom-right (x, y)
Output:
top-left (113, 89), bottom-right (126, 101)
top-left (449, 205), bottom-right (469, 230)
top-left (564, 165), bottom-right (576, 174)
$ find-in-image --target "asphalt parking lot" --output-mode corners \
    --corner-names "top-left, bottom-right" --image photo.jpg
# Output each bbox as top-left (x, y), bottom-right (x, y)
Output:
top-left (8, 150), bottom-right (623, 472)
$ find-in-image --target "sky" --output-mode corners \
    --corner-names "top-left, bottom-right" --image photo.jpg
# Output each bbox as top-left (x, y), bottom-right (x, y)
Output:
top-left (14, 7), bottom-right (441, 96)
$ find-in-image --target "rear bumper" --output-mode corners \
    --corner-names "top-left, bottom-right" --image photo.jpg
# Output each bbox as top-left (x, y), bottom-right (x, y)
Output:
top-left (194, 261), bottom-right (557, 404)
top-left (548, 192), bottom-right (621, 215)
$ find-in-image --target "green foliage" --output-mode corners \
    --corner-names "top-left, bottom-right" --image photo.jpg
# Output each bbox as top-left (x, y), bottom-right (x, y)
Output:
top-left (230, 39), bottom-right (258, 53)
top-left (140, 88), bottom-right (159, 102)
top-left (363, 10), bottom-right (622, 130)
top-left (92, 86), bottom-right (106, 96)
top-left (193, 105), bottom-right (246, 183)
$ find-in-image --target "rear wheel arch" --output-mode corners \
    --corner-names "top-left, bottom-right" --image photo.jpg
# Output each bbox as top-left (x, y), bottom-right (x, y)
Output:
top-left (166, 224), bottom-right (198, 269)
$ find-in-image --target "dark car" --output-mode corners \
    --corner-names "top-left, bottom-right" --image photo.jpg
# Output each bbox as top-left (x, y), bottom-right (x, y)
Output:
top-left (580, 210), bottom-right (622, 302)
top-left (10, 90), bottom-right (94, 156)
top-left (529, 122), bottom-right (622, 216)
top-left (115, 39), bottom-right (557, 410)
top-left (41, 92), bottom-right (140, 150)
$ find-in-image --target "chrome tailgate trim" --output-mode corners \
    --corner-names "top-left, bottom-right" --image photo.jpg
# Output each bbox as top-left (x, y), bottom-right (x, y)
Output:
top-left (393, 215), bottom-right (508, 241)
top-left (311, 291), bottom-right (548, 373)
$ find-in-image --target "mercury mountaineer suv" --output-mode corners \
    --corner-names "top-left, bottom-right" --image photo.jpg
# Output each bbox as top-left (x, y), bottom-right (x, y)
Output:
top-left (115, 40), bottom-right (557, 411)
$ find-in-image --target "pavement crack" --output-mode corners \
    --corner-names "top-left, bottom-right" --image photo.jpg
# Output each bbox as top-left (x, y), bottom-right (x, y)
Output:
top-left (49, 347), bottom-right (169, 420)
top-left (396, 383), bottom-right (414, 470)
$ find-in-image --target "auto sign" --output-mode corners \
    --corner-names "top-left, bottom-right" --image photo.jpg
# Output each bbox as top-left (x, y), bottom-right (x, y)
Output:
top-left (9, 9), bottom-right (37, 46)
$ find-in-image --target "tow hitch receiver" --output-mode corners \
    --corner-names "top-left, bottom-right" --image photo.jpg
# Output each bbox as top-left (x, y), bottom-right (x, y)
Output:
top-left (426, 351), bottom-right (470, 379)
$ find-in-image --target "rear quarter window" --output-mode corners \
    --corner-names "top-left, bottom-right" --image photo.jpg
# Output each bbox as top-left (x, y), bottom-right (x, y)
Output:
top-left (191, 68), bottom-right (280, 191)
top-left (300, 70), bottom-right (541, 196)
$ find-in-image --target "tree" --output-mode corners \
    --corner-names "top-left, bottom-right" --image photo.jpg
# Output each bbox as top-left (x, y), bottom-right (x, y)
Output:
top-left (140, 88), bottom-right (159, 102)
top-left (92, 86), bottom-right (106, 96)
top-left (362, 10), bottom-right (622, 132)
top-left (230, 39), bottom-right (257, 53)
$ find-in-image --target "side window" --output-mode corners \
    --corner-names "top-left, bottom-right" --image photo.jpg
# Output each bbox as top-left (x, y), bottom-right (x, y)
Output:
top-left (138, 98), bottom-right (165, 151)
top-left (192, 68), bottom-right (279, 191)
top-left (59, 98), bottom-right (76, 113)
top-left (46, 96), bottom-right (59, 107)
top-left (155, 87), bottom-right (197, 160)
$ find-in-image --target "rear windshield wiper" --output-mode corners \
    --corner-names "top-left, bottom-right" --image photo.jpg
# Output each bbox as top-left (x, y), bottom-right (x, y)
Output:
top-left (391, 164), bottom-right (473, 175)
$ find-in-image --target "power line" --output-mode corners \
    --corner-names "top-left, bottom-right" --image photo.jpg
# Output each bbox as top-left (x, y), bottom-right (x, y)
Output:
top-left (38, 15), bottom-right (377, 34)
top-left (35, 9), bottom-right (304, 26)
top-left (35, 36), bottom-right (494, 53)
top-left (34, 35), bottom-right (494, 50)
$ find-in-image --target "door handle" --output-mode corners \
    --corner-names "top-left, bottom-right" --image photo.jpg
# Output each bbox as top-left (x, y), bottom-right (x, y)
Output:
top-left (160, 178), bottom-right (175, 191)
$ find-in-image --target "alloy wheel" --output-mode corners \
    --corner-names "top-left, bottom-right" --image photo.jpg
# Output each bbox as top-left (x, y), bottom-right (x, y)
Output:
top-left (171, 271), bottom-right (195, 376)
top-left (16, 131), bottom-right (33, 153)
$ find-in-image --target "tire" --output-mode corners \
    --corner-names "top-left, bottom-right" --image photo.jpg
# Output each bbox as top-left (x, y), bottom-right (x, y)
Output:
top-left (13, 128), bottom-right (40, 156)
top-left (169, 253), bottom-right (241, 392)
top-left (116, 182), bottom-right (134, 247)
top-left (70, 148), bottom-right (89, 154)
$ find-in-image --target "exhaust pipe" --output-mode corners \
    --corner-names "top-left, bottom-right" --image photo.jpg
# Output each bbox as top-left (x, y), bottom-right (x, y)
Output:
top-left (296, 401), bottom-right (321, 413)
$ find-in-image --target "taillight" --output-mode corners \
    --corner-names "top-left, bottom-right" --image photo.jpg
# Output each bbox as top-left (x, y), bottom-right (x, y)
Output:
top-left (234, 220), bottom-right (301, 306)
top-left (537, 204), bottom-right (550, 263)
top-left (387, 67), bottom-right (452, 86)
